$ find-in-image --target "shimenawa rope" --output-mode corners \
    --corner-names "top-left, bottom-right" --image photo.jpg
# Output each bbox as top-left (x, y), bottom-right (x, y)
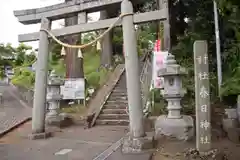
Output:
top-left (13, 13), bottom-right (133, 70)
top-left (40, 13), bottom-right (133, 49)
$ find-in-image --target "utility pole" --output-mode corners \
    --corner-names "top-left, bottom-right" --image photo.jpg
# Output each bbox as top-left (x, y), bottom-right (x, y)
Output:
top-left (213, 0), bottom-right (222, 100)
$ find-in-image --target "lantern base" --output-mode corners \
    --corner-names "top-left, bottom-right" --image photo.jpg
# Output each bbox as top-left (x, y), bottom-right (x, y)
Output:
top-left (46, 115), bottom-right (61, 126)
top-left (154, 115), bottom-right (194, 141)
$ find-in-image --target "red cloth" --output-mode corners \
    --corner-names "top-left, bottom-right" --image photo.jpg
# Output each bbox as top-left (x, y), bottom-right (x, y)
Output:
top-left (154, 40), bottom-right (161, 52)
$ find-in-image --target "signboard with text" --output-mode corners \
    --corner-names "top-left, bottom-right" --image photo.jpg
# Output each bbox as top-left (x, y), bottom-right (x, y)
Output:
top-left (60, 78), bottom-right (85, 100)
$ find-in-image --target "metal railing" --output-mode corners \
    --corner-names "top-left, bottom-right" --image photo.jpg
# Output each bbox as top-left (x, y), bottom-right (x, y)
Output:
top-left (140, 50), bottom-right (153, 115)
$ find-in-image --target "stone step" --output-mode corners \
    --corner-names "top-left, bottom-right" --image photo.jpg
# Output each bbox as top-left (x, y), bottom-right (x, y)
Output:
top-left (108, 96), bottom-right (128, 101)
top-left (105, 100), bottom-right (128, 105)
top-left (116, 79), bottom-right (126, 84)
top-left (98, 114), bottom-right (129, 120)
top-left (112, 89), bottom-right (127, 93)
top-left (95, 119), bottom-right (129, 125)
top-left (104, 104), bottom-right (127, 110)
top-left (114, 84), bottom-right (126, 88)
top-left (116, 76), bottom-right (126, 82)
top-left (110, 92), bottom-right (127, 96)
top-left (102, 109), bottom-right (127, 114)
top-left (110, 92), bottom-right (128, 96)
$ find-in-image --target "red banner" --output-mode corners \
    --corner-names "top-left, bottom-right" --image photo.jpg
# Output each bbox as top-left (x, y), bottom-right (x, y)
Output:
top-left (154, 40), bottom-right (161, 52)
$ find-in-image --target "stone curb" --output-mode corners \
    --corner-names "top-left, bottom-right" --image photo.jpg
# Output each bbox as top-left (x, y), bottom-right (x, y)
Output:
top-left (93, 137), bottom-right (123, 160)
top-left (0, 117), bottom-right (32, 138)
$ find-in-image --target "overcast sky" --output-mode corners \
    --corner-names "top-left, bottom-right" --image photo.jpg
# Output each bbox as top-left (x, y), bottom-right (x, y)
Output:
top-left (0, 0), bottom-right (99, 49)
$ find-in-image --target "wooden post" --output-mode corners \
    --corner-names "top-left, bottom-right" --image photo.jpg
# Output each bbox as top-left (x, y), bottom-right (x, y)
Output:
top-left (194, 41), bottom-right (211, 152)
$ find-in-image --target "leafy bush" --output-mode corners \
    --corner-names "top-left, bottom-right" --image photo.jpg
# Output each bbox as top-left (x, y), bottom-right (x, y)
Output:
top-left (149, 89), bottom-right (167, 116)
top-left (86, 72), bottom-right (101, 88)
top-left (50, 58), bottom-right (66, 78)
top-left (220, 66), bottom-right (240, 106)
top-left (11, 68), bottom-right (35, 89)
top-left (221, 66), bottom-right (240, 96)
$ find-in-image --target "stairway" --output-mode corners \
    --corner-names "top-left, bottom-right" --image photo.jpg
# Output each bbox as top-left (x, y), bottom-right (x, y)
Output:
top-left (94, 57), bottom-right (149, 126)
top-left (95, 73), bottom-right (129, 126)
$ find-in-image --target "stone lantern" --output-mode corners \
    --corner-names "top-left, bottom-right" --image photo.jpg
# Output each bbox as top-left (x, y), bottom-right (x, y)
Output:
top-left (154, 54), bottom-right (194, 141)
top-left (45, 70), bottom-right (64, 126)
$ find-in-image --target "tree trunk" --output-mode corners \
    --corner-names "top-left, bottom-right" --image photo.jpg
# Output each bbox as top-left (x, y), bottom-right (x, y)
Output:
top-left (100, 10), bottom-right (113, 68)
top-left (64, 0), bottom-right (84, 78)
top-left (158, 0), bottom-right (171, 51)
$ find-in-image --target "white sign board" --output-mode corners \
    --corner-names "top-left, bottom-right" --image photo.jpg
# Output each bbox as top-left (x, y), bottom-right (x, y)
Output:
top-left (152, 51), bottom-right (168, 89)
top-left (60, 78), bottom-right (85, 100)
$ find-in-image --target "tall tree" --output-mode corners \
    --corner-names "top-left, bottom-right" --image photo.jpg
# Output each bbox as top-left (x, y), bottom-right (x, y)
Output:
top-left (64, 0), bottom-right (84, 79)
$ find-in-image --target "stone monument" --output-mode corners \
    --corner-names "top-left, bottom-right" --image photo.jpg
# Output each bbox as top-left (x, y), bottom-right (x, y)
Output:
top-left (155, 53), bottom-right (194, 140)
top-left (194, 41), bottom-right (211, 151)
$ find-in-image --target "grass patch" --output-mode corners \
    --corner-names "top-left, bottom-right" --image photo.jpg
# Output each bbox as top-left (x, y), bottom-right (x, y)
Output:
top-left (61, 104), bottom-right (87, 115)
top-left (51, 59), bottom-right (66, 77)
top-left (84, 51), bottom-right (100, 75)
top-left (151, 101), bottom-right (166, 116)
top-left (83, 51), bottom-right (112, 89)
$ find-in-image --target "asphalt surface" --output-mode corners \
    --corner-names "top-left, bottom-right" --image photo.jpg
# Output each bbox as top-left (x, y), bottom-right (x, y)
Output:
top-left (0, 82), bottom-right (31, 135)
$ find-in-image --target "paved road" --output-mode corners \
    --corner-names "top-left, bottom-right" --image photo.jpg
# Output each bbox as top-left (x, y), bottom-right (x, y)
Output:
top-left (0, 82), bottom-right (31, 135)
top-left (0, 122), bottom-right (129, 160)
top-left (0, 81), bottom-right (152, 160)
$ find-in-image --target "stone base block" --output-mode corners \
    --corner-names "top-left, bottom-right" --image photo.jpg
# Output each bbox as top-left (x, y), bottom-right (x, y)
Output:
top-left (46, 113), bottom-right (73, 128)
top-left (28, 132), bottom-right (51, 140)
top-left (122, 133), bottom-right (154, 154)
top-left (46, 115), bottom-right (62, 126)
top-left (222, 118), bottom-right (239, 132)
top-left (155, 115), bottom-right (194, 141)
top-left (144, 116), bottom-right (157, 132)
top-left (227, 128), bottom-right (240, 143)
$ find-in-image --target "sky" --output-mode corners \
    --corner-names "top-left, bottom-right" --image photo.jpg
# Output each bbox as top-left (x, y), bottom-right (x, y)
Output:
top-left (0, 0), bottom-right (100, 49)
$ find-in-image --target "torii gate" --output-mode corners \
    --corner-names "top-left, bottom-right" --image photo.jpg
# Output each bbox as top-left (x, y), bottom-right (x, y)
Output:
top-left (14, 0), bottom-right (168, 153)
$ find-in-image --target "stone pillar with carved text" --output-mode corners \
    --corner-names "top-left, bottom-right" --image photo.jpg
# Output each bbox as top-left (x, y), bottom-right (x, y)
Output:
top-left (194, 41), bottom-right (211, 152)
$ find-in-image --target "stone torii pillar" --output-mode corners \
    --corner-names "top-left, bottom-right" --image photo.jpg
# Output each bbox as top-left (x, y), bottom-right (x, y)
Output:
top-left (30, 18), bottom-right (51, 139)
top-left (121, 0), bottom-right (153, 153)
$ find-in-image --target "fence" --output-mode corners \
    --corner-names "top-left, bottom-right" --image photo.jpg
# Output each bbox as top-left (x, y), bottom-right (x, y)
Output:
top-left (140, 50), bottom-right (153, 115)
